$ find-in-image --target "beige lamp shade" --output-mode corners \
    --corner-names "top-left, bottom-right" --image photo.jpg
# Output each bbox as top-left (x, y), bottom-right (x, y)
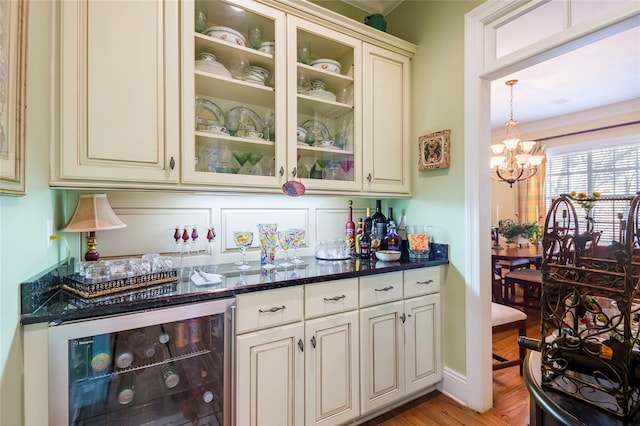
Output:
top-left (62, 194), bottom-right (126, 232)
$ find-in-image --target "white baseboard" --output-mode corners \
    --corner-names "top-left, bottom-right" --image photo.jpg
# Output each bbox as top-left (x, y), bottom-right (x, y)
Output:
top-left (441, 366), bottom-right (469, 407)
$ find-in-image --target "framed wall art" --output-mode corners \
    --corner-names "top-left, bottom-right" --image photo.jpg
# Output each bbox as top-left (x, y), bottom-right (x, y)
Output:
top-left (418, 129), bottom-right (450, 171)
top-left (0, 0), bottom-right (28, 195)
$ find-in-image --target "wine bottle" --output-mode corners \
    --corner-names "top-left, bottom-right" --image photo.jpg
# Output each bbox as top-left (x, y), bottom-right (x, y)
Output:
top-left (386, 207), bottom-right (395, 232)
top-left (116, 372), bottom-right (136, 405)
top-left (371, 200), bottom-right (386, 239)
top-left (127, 329), bottom-right (156, 359)
top-left (114, 334), bottom-right (134, 369)
top-left (364, 207), bottom-right (372, 238)
top-left (345, 200), bottom-right (356, 256)
top-left (359, 220), bottom-right (371, 259)
top-left (371, 200), bottom-right (386, 253)
top-left (354, 218), bottom-right (363, 257)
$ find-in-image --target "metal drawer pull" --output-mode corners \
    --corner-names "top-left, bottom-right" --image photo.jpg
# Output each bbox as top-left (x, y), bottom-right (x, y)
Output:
top-left (259, 305), bottom-right (286, 313)
top-left (298, 339), bottom-right (304, 352)
top-left (324, 294), bottom-right (346, 302)
top-left (374, 286), bottom-right (394, 292)
top-left (417, 279), bottom-right (434, 285)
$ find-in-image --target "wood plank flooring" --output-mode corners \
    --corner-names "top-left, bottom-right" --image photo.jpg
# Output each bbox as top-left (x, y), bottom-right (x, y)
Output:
top-left (363, 303), bottom-right (541, 426)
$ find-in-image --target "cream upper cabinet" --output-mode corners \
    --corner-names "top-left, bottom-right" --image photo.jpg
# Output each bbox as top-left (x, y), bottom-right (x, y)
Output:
top-left (181, 0), bottom-right (287, 189)
top-left (52, 0), bottom-right (180, 186)
top-left (287, 16), bottom-right (362, 192)
top-left (362, 44), bottom-right (411, 195)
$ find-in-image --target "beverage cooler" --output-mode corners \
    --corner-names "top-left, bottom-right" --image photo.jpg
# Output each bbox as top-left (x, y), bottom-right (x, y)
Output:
top-left (48, 298), bottom-right (236, 425)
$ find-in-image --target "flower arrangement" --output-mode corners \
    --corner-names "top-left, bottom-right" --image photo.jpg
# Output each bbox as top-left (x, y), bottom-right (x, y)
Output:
top-left (569, 191), bottom-right (601, 213)
top-left (497, 218), bottom-right (540, 244)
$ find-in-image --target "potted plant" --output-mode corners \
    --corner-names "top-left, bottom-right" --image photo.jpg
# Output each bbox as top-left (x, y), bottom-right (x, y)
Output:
top-left (497, 218), bottom-right (525, 246)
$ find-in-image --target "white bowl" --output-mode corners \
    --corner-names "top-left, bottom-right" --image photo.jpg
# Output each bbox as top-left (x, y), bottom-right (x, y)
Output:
top-left (205, 26), bottom-right (246, 46)
top-left (258, 42), bottom-right (275, 54)
top-left (307, 89), bottom-right (336, 102)
top-left (375, 250), bottom-right (401, 261)
top-left (310, 58), bottom-right (342, 74)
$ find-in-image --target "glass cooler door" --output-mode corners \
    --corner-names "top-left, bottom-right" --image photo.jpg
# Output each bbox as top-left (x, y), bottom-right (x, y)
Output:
top-left (49, 298), bottom-right (235, 426)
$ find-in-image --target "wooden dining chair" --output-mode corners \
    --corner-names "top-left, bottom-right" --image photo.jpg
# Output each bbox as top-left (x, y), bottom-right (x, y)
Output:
top-left (492, 302), bottom-right (527, 375)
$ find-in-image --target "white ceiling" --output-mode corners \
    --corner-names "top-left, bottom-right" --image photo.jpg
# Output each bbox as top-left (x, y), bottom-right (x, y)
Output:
top-left (341, 0), bottom-right (640, 132)
top-left (490, 25), bottom-right (640, 130)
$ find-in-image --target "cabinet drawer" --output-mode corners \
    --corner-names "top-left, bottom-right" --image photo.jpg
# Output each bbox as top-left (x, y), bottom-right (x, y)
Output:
top-left (359, 272), bottom-right (403, 308)
top-left (305, 278), bottom-right (359, 319)
top-left (236, 286), bottom-right (303, 333)
top-left (404, 267), bottom-right (441, 298)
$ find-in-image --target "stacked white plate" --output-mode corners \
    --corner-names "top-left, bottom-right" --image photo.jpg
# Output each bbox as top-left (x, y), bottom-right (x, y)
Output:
top-left (246, 65), bottom-right (270, 85)
top-left (308, 89), bottom-right (336, 102)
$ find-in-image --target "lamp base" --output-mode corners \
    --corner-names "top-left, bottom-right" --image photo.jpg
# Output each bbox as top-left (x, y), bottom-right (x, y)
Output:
top-left (85, 232), bottom-right (100, 261)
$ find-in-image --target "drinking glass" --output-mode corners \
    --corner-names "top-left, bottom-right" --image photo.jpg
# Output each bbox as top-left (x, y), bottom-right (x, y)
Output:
top-left (195, 9), bottom-right (208, 34)
top-left (278, 231), bottom-right (294, 267)
top-left (297, 42), bottom-right (311, 64)
top-left (297, 72), bottom-right (311, 94)
top-left (289, 228), bottom-right (306, 264)
top-left (233, 231), bottom-right (254, 270)
top-left (230, 55), bottom-right (250, 80)
top-left (247, 23), bottom-right (263, 49)
top-left (300, 156), bottom-right (315, 178)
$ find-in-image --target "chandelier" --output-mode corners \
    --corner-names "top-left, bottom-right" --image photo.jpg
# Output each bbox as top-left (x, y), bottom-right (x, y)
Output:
top-left (490, 79), bottom-right (545, 188)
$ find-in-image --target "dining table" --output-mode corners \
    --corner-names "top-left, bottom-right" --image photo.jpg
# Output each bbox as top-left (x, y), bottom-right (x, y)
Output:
top-left (491, 244), bottom-right (544, 270)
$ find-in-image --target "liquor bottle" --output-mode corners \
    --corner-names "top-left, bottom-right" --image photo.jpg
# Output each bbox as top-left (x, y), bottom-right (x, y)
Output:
top-left (345, 200), bottom-right (356, 256)
top-left (174, 321), bottom-right (189, 354)
top-left (359, 220), bottom-right (371, 259)
top-left (384, 221), bottom-right (401, 252)
top-left (354, 217), bottom-right (363, 256)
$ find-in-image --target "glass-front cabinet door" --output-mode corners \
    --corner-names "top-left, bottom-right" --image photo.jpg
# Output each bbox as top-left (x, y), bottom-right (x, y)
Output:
top-left (287, 17), bottom-right (362, 192)
top-left (182, 0), bottom-right (287, 188)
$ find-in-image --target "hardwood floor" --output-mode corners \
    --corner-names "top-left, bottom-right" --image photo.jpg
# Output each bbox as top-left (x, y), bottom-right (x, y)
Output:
top-left (363, 303), bottom-right (541, 426)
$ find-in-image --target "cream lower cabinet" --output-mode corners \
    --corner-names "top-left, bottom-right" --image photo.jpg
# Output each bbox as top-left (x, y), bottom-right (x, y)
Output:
top-left (304, 279), bottom-right (360, 426)
top-left (52, 0), bottom-right (180, 186)
top-left (359, 268), bottom-right (442, 415)
top-left (235, 286), bottom-right (305, 426)
top-left (236, 322), bottom-right (305, 426)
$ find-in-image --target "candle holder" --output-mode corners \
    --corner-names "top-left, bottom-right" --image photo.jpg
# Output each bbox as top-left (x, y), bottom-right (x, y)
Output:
top-left (492, 226), bottom-right (502, 249)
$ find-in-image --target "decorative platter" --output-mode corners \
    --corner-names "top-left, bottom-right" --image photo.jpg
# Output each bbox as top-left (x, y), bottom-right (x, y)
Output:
top-left (301, 119), bottom-right (330, 141)
top-left (226, 106), bottom-right (262, 133)
top-left (195, 96), bottom-right (225, 126)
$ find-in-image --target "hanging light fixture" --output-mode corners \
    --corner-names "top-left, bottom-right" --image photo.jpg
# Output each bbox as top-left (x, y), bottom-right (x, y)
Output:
top-left (490, 79), bottom-right (546, 187)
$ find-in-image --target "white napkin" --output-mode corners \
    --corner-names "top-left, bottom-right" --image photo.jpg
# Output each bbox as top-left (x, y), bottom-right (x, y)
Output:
top-left (191, 270), bottom-right (223, 286)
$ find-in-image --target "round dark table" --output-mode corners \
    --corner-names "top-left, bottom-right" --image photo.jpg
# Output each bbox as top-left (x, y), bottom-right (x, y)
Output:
top-left (524, 352), bottom-right (640, 425)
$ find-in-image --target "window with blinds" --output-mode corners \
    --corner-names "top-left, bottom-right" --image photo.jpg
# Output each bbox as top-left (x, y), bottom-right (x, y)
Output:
top-left (545, 144), bottom-right (640, 244)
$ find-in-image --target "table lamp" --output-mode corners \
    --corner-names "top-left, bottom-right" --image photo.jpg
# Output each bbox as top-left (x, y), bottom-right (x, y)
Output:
top-left (61, 194), bottom-right (126, 261)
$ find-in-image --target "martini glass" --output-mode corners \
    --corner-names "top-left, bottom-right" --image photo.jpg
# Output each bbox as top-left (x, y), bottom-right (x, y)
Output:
top-left (233, 152), bottom-right (251, 174)
top-left (247, 153), bottom-right (264, 175)
top-left (233, 231), bottom-right (254, 270)
top-left (301, 157), bottom-right (315, 178)
top-left (289, 228), bottom-right (306, 264)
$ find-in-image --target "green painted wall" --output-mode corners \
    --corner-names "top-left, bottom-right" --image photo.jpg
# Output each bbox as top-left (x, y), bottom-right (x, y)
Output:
top-left (0, 2), bottom-right (69, 424)
top-left (387, 0), bottom-right (483, 375)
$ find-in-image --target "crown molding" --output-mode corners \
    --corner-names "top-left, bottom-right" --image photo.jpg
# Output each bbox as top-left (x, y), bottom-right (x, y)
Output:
top-left (340, 0), bottom-right (404, 16)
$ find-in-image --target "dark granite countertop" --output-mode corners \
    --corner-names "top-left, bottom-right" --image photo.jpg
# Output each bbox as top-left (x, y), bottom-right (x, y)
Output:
top-left (21, 245), bottom-right (448, 326)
